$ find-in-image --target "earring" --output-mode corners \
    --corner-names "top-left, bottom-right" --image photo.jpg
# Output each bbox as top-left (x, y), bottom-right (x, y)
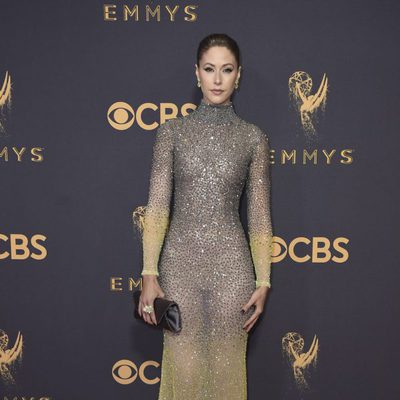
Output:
top-left (235, 80), bottom-right (239, 89)
top-left (197, 79), bottom-right (201, 87)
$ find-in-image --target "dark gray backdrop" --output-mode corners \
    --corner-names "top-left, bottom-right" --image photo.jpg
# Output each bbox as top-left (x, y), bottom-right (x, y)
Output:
top-left (0, 1), bottom-right (399, 399)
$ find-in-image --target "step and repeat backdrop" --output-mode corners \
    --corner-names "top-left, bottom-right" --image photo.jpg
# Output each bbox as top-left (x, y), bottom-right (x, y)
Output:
top-left (0, 1), bottom-right (399, 399)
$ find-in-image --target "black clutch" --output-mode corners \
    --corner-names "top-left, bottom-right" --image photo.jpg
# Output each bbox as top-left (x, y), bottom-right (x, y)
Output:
top-left (133, 290), bottom-right (182, 333)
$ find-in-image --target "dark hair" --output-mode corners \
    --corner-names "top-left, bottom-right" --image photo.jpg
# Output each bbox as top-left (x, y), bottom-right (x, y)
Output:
top-left (196, 33), bottom-right (241, 68)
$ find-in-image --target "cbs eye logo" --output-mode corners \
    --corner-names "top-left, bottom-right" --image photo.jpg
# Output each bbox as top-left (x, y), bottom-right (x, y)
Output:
top-left (107, 102), bottom-right (135, 130)
top-left (112, 359), bottom-right (160, 385)
top-left (107, 101), bottom-right (195, 131)
top-left (273, 236), bottom-right (349, 263)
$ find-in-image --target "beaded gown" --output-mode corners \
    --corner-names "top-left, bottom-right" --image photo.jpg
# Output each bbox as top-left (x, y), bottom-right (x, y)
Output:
top-left (141, 98), bottom-right (273, 400)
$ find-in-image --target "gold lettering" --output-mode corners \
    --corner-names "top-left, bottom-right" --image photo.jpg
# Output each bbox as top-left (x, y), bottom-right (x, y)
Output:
top-left (311, 237), bottom-right (331, 263)
top-left (123, 5), bottom-right (139, 21)
top-left (146, 5), bottom-right (161, 21)
top-left (11, 234), bottom-right (30, 260)
top-left (281, 149), bottom-right (296, 164)
top-left (31, 147), bottom-right (44, 162)
top-left (12, 146), bottom-right (26, 162)
top-left (269, 149), bottom-right (275, 165)
top-left (128, 277), bottom-right (141, 290)
top-left (136, 103), bottom-right (158, 131)
top-left (184, 5), bottom-right (198, 22)
top-left (102, 4), bottom-right (199, 22)
top-left (303, 149), bottom-right (318, 164)
top-left (322, 149), bottom-right (336, 164)
top-left (110, 277), bottom-right (123, 291)
top-left (103, 4), bottom-right (117, 21)
top-left (139, 360), bottom-right (160, 384)
top-left (30, 234), bottom-right (47, 260)
top-left (159, 103), bottom-right (179, 124)
top-left (165, 5), bottom-right (179, 21)
top-left (0, 146), bottom-right (8, 161)
top-left (0, 233), bottom-right (9, 259)
top-left (181, 103), bottom-right (196, 116)
top-left (289, 237), bottom-right (311, 263)
top-left (340, 149), bottom-right (354, 164)
top-left (332, 237), bottom-right (349, 263)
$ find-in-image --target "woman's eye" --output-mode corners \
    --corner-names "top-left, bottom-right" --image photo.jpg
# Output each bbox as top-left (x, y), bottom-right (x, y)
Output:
top-left (203, 67), bottom-right (233, 73)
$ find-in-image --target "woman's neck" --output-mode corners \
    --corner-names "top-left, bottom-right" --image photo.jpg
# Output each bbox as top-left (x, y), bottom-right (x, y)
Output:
top-left (191, 98), bottom-right (238, 125)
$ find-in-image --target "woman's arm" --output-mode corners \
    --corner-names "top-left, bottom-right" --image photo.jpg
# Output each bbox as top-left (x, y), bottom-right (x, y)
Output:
top-left (141, 122), bottom-right (174, 276)
top-left (246, 129), bottom-right (273, 289)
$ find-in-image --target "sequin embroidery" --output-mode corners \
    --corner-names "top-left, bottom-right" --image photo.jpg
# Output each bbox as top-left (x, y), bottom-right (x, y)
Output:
top-left (141, 98), bottom-right (273, 399)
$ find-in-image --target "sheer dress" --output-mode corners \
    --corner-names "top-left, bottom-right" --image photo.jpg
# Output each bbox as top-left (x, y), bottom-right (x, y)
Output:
top-left (141, 98), bottom-right (273, 400)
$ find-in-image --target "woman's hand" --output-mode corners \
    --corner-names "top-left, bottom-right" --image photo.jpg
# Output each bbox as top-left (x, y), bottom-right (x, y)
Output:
top-left (241, 286), bottom-right (270, 333)
top-left (138, 275), bottom-right (165, 326)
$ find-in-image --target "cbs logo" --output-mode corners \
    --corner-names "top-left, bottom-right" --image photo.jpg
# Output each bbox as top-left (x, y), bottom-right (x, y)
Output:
top-left (107, 102), bottom-right (195, 131)
top-left (273, 236), bottom-right (349, 263)
top-left (112, 359), bottom-right (160, 385)
top-left (0, 234), bottom-right (47, 260)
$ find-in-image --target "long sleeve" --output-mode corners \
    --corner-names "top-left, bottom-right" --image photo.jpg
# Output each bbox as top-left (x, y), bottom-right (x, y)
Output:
top-left (141, 122), bottom-right (174, 276)
top-left (246, 130), bottom-right (273, 288)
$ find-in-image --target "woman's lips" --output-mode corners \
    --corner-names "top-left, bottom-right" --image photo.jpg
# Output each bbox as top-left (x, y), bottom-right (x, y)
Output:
top-left (211, 89), bottom-right (223, 95)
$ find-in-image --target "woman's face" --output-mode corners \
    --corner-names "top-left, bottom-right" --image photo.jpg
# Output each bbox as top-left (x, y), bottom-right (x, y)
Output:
top-left (195, 46), bottom-right (241, 106)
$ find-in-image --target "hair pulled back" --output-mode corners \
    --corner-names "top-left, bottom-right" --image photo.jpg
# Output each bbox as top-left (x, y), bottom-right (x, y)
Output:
top-left (196, 33), bottom-right (241, 68)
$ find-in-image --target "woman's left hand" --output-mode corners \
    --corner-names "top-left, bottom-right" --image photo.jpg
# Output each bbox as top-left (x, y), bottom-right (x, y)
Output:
top-left (241, 286), bottom-right (270, 333)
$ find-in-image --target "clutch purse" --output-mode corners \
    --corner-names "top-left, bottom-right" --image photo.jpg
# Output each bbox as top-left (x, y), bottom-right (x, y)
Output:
top-left (133, 290), bottom-right (182, 333)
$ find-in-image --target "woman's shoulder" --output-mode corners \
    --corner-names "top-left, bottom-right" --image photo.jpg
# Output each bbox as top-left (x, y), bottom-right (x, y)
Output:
top-left (155, 116), bottom-right (183, 142)
top-left (158, 116), bottom-right (182, 131)
top-left (238, 118), bottom-right (270, 146)
top-left (158, 114), bottom-right (188, 134)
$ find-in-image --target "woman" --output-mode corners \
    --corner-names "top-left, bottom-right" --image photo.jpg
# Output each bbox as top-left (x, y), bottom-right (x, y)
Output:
top-left (138, 33), bottom-right (273, 400)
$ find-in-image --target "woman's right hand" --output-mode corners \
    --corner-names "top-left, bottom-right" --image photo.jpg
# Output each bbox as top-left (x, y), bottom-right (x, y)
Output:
top-left (138, 275), bottom-right (165, 326)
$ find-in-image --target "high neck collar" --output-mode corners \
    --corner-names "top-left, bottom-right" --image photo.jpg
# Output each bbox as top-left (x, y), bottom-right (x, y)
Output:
top-left (192, 98), bottom-right (238, 125)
